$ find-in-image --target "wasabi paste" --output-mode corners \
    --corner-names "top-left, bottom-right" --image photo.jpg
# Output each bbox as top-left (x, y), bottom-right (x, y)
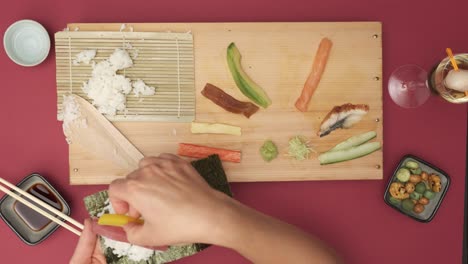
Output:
top-left (260, 140), bottom-right (278, 162)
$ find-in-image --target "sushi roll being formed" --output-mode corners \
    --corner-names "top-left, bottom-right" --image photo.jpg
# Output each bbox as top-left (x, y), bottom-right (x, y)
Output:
top-left (84, 155), bottom-right (232, 264)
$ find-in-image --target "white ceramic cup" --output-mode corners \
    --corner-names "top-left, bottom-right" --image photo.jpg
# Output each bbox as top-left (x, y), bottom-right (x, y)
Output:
top-left (3, 19), bottom-right (51, 67)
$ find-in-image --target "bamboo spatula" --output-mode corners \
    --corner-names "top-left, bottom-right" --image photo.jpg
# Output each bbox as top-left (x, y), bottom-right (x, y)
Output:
top-left (63, 95), bottom-right (144, 171)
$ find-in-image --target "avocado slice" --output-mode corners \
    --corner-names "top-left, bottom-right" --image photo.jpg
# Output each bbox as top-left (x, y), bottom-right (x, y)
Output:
top-left (227, 43), bottom-right (272, 108)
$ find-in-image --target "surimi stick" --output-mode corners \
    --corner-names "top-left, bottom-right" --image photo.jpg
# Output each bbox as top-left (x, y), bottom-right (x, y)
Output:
top-left (295, 38), bottom-right (333, 112)
top-left (178, 143), bottom-right (241, 163)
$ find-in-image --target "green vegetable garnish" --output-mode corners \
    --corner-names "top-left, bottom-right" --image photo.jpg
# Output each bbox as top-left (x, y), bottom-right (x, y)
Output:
top-left (328, 131), bottom-right (376, 152)
top-left (318, 142), bottom-right (381, 165)
top-left (260, 140), bottom-right (278, 162)
top-left (288, 136), bottom-right (313, 160)
top-left (227, 43), bottom-right (272, 108)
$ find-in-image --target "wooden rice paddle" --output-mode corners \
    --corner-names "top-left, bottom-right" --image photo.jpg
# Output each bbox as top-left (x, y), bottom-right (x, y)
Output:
top-left (63, 95), bottom-right (144, 171)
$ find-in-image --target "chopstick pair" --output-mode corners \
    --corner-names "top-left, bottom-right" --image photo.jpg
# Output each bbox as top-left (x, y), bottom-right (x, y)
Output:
top-left (0, 177), bottom-right (83, 236)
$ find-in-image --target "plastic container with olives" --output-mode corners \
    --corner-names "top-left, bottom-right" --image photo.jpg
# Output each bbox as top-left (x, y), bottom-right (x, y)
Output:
top-left (384, 155), bottom-right (450, 223)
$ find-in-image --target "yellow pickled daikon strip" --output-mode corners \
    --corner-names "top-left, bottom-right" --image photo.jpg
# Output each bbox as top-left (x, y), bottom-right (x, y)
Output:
top-left (191, 122), bottom-right (241, 136)
top-left (98, 214), bottom-right (144, 227)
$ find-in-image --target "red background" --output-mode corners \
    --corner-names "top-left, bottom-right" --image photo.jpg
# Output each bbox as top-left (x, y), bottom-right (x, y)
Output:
top-left (0, 0), bottom-right (467, 263)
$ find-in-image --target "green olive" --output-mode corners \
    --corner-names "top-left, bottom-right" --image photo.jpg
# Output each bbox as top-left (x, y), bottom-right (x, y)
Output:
top-left (402, 199), bottom-right (415, 212)
top-left (415, 182), bottom-right (426, 194)
top-left (410, 192), bottom-right (422, 200)
top-left (405, 160), bottom-right (419, 170)
top-left (388, 196), bottom-right (402, 206)
top-left (424, 190), bottom-right (436, 200)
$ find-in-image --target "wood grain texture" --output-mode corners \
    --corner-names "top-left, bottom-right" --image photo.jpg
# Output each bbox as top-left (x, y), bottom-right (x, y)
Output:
top-left (65, 22), bottom-right (383, 185)
top-left (64, 95), bottom-right (144, 172)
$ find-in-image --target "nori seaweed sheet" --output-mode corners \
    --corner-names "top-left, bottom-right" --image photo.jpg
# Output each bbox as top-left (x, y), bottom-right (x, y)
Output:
top-left (190, 155), bottom-right (232, 197)
top-left (83, 155), bottom-right (232, 264)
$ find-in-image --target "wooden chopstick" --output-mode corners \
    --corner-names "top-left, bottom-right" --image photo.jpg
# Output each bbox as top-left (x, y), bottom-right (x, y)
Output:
top-left (0, 177), bottom-right (82, 236)
top-left (0, 177), bottom-right (84, 230)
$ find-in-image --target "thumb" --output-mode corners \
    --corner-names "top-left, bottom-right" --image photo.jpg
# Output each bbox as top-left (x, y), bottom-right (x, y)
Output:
top-left (70, 219), bottom-right (97, 264)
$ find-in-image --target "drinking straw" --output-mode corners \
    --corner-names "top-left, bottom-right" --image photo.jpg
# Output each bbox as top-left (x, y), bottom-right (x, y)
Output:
top-left (445, 48), bottom-right (468, 96)
top-left (445, 48), bottom-right (459, 71)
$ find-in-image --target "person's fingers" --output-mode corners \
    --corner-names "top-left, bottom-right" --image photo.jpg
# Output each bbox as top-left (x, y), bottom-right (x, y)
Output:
top-left (70, 219), bottom-right (98, 264)
top-left (109, 199), bottom-right (129, 215)
top-left (125, 167), bottom-right (143, 180)
top-left (139, 157), bottom-right (162, 168)
top-left (158, 153), bottom-right (181, 161)
top-left (108, 178), bottom-right (130, 214)
top-left (93, 241), bottom-right (107, 263)
top-left (127, 205), bottom-right (142, 219)
top-left (122, 222), bottom-right (152, 246)
top-left (139, 154), bottom-right (181, 169)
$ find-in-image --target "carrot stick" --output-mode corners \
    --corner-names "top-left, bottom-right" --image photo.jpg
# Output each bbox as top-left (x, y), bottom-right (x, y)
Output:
top-left (178, 143), bottom-right (241, 163)
top-left (295, 38), bottom-right (333, 112)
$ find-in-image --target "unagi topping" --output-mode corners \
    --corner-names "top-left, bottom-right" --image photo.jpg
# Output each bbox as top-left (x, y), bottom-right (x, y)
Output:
top-left (318, 103), bottom-right (369, 137)
top-left (201, 83), bottom-right (260, 118)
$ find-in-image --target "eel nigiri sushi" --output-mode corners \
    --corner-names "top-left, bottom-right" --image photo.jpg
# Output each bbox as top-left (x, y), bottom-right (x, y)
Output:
top-left (318, 103), bottom-right (369, 137)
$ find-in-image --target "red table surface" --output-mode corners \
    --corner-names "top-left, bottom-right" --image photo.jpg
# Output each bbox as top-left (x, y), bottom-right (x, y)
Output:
top-left (0, 0), bottom-right (467, 263)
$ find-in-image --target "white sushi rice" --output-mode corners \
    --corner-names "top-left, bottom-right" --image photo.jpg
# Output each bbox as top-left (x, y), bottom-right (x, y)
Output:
top-left (61, 95), bottom-right (87, 144)
top-left (98, 199), bottom-right (156, 262)
top-left (62, 95), bottom-right (81, 128)
top-left (124, 43), bottom-right (139, 59)
top-left (103, 237), bottom-right (155, 261)
top-left (108, 49), bottom-right (133, 70)
top-left (119, 23), bottom-right (127, 32)
top-left (132, 79), bottom-right (156, 96)
top-left (127, 245), bottom-right (155, 261)
top-left (65, 47), bottom-right (156, 121)
top-left (82, 49), bottom-right (133, 116)
top-left (73, 50), bottom-right (97, 65)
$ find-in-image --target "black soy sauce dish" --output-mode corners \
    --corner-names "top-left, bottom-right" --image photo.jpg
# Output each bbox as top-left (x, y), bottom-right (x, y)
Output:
top-left (384, 155), bottom-right (450, 223)
top-left (0, 173), bottom-right (70, 245)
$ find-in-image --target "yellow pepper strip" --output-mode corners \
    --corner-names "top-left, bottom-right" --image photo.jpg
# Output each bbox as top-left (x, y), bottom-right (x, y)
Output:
top-left (98, 214), bottom-right (144, 227)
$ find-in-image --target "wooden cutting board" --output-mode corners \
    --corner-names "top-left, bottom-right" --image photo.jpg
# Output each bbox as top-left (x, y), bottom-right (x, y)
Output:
top-left (65, 22), bottom-right (383, 185)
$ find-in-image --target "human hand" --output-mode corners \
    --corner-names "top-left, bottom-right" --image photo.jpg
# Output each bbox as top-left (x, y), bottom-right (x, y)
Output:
top-left (106, 153), bottom-right (339, 264)
top-left (70, 219), bottom-right (107, 264)
top-left (108, 154), bottom-right (231, 247)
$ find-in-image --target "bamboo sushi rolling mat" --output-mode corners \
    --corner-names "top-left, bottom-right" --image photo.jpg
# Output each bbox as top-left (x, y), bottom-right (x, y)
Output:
top-left (55, 31), bottom-right (195, 122)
